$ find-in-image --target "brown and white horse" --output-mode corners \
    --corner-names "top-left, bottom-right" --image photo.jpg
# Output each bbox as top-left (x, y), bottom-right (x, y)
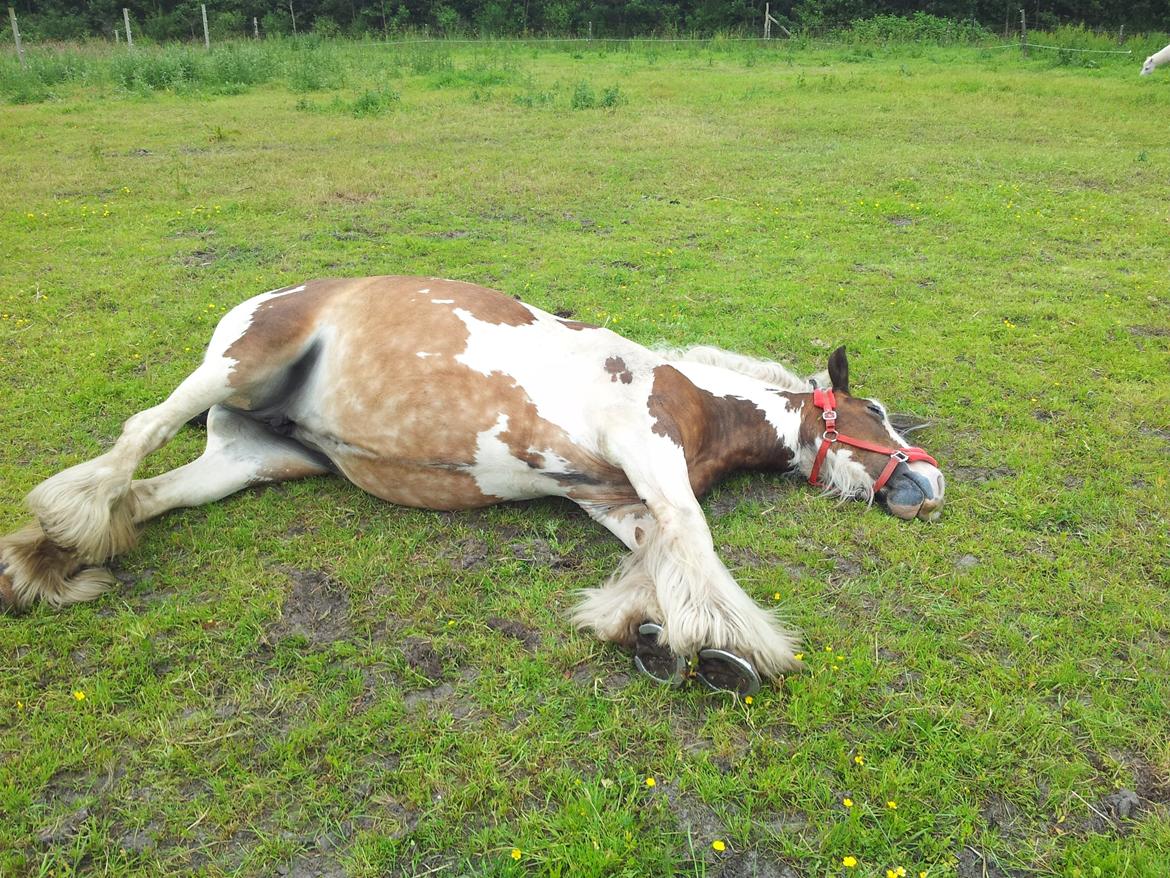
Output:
top-left (0, 277), bottom-right (944, 690)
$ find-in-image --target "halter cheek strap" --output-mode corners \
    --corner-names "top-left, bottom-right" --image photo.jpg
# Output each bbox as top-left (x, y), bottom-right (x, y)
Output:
top-left (808, 388), bottom-right (937, 493)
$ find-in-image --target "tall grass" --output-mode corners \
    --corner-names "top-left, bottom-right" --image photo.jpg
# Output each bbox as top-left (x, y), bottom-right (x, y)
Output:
top-left (2, 24), bottom-right (1168, 104)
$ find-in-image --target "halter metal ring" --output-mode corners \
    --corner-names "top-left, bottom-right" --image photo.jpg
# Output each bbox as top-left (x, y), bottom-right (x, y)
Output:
top-left (822, 429), bottom-right (839, 442)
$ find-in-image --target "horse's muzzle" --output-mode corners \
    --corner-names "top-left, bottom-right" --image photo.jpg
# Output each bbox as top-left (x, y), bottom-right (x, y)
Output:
top-left (882, 461), bottom-right (945, 522)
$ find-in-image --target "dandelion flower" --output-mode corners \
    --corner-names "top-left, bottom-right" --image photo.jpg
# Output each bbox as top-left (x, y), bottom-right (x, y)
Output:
top-left (73, 690), bottom-right (85, 701)
top-left (854, 754), bottom-right (865, 765)
top-left (510, 848), bottom-right (521, 860)
top-left (744, 695), bottom-right (753, 705)
top-left (645, 777), bottom-right (656, 788)
top-left (843, 856), bottom-right (858, 868)
top-left (794, 653), bottom-right (804, 662)
top-left (886, 800), bottom-right (898, 809)
top-left (843, 797), bottom-right (853, 808)
top-left (711, 840), bottom-right (726, 852)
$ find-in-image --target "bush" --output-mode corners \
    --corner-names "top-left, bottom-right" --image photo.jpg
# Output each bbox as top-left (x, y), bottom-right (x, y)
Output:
top-left (570, 79), bottom-right (595, 109)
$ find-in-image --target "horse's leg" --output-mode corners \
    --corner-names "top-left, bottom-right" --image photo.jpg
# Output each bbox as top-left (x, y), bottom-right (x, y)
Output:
top-left (130, 405), bottom-right (329, 522)
top-left (0, 406), bottom-right (328, 610)
top-left (598, 435), bottom-right (802, 680)
top-left (570, 501), bottom-right (661, 646)
top-left (22, 358), bottom-right (238, 565)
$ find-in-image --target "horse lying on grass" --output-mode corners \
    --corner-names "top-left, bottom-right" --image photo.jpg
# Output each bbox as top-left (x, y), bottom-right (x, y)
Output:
top-left (0, 277), bottom-right (945, 695)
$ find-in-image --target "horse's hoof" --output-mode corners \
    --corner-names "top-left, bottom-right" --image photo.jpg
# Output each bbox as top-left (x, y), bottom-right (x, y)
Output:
top-left (695, 648), bottom-right (761, 698)
top-left (633, 621), bottom-right (686, 688)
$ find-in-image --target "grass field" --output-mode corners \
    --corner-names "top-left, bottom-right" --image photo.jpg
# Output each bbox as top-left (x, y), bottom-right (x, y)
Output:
top-left (2, 36), bottom-right (1169, 878)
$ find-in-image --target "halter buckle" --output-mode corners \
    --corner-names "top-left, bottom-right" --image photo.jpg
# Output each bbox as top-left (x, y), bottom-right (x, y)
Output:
top-left (892, 450), bottom-right (910, 464)
top-left (822, 410), bottom-right (837, 423)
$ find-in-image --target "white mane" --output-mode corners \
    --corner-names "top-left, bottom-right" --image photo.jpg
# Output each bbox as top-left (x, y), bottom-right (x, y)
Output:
top-left (657, 344), bottom-right (818, 392)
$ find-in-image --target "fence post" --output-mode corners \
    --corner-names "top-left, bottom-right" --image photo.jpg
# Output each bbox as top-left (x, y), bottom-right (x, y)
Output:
top-left (764, 2), bottom-right (770, 39)
top-left (1019, 8), bottom-right (1027, 57)
top-left (201, 4), bottom-right (210, 49)
top-left (588, 20), bottom-right (592, 41)
top-left (1118, 23), bottom-right (1124, 44)
top-left (8, 6), bottom-right (24, 68)
top-left (253, 16), bottom-right (258, 38)
top-left (289, 0), bottom-right (296, 35)
top-left (123, 7), bottom-right (134, 48)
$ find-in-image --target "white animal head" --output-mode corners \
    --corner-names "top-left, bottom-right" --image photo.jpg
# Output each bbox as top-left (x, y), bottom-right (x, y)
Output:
top-left (1141, 44), bottom-right (1170, 76)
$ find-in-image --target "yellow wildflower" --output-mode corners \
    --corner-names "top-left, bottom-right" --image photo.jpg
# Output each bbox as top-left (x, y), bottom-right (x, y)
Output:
top-left (510, 848), bottom-right (521, 860)
top-left (711, 840), bottom-right (726, 852)
top-left (793, 652), bottom-right (804, 662)
top-left (843, 797), bottom-right (853, 808)
top-left (854, 754), bottom-right (865, 765)
top-left (843, 856), bottom-right (858, 868)
top-left (645, 777), bottom-right (656, 788)
top-left (744, 695), bottom-right (753, 705)
top-left (886, 800), bottom-right (898, 810)
top-left (73, 690), bottom-right (85, 701)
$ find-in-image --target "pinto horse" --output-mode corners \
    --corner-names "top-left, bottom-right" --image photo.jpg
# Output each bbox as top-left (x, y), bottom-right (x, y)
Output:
top-left (0, 277), bottom-right (944, 692)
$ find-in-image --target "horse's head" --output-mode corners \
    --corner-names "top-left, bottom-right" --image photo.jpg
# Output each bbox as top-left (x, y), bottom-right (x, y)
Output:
top-left (1141, 54), bottom-right (1157, 76)
top-left (800, 347), bottom-right (945, 522)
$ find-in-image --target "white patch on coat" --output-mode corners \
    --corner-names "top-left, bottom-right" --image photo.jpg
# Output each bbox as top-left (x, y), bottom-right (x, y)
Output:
top-left (451, 306), bottom-right (656, 448)
top-left (468, 414), bottom-right (569, 499)
top-left (416, 351), bottom-right (439, 359)
top-left (430, 298), bottom-right (454, 304)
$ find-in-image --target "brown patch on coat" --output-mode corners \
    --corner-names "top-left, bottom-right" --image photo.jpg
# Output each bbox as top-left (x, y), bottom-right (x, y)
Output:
top-left (559, 319), bottom-right (600, 331)
top-left (647, 366), bottom-right (794, 496)
top-left (605, 356), bottom-right (633, 384)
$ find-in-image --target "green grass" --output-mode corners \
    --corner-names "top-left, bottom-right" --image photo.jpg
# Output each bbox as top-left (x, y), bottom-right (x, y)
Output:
top-left (1, 36), bottom-right (1169, 878)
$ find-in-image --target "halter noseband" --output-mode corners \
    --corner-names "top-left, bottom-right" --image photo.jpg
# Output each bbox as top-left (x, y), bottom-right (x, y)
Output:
top-left (807, 388), bottom-right (937, 494)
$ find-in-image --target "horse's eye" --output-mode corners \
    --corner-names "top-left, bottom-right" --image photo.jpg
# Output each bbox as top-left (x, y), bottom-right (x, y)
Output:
top-left (866, 404), bottom-right (884, 419)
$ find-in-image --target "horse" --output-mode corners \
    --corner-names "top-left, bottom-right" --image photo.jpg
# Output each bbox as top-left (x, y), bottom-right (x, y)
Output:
top-left (0, 276), bottom-right (945, 694)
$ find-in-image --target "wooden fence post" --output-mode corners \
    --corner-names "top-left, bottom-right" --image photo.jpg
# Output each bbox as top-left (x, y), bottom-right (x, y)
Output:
top-left (253, 16), bottom-right (258, 38)
top-left (1019, 8), bottom-right (1027, 57)
top-left (123, 7), bottom-right (134, 48)
top-left (764, 2), bottom-right (770, 39)
top-left (289, 0), bottom-right (296, 35)
top-left (8, 6), bottom-right (24, 68)
top-left (201, 4), bottom-right (210, 49)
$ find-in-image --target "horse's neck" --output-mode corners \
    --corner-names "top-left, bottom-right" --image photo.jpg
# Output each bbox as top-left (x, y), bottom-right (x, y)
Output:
top-left (667, 362), bottom-right (808, 494)
top-left (1155, 44), bottom-right (1170, 67)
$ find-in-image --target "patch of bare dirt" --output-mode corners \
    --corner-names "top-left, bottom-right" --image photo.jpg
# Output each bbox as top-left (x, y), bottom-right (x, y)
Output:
top-left (1128, 325), bottom-right (1170, 337)
top-left (403, 682), bottom-right (455, 711)
top-left (486, 616), bottom-right (541, 651)
top-left (956, 847), bottom-right (1020, 878)
top-left (269, 569), bottom-right (352, 645)
top-left (509, 536), bottom-right (575, 568)
top-left (440, 536), bottom-right (489, 570)
top-left (951, 465), bottom-right (1016, 483)
top-left (715, 850), bottom-right (802, 878)
top-left (658, 782), bottom-right (726, 855)
top-left (276, 853), bottom-right (347, 878)
top-left (401, 637), bottom-right (443, 680)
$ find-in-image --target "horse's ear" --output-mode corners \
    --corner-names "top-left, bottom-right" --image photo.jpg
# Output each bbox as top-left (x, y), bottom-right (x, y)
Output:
top-left (827, 346), bottom-right (850, 394)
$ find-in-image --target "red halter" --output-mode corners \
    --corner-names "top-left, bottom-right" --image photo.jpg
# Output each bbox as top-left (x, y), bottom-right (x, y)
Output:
top-left (807, 388), bottom-right (938, 494)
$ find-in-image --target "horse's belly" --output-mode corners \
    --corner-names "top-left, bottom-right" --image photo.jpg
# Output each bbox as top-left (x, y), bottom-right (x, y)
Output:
top-left (339, 455), bottom-right (573, 510)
